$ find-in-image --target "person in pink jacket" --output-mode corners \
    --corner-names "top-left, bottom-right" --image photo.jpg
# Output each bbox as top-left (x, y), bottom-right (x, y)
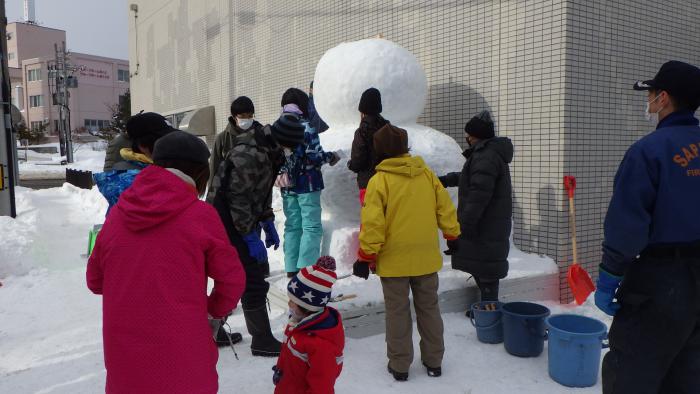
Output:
top-left (87, 130), bottom-right (247, 394)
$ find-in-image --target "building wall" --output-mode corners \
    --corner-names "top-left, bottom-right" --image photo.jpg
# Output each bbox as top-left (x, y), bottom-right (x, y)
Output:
top-left (6, 22), bottom-right (65, 69)
top-left (20, 54), bottom-right (129, 135)
top-left (128, 0), bottom-right (700, 302)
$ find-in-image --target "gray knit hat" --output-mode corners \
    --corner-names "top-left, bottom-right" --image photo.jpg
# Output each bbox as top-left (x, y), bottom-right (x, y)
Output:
top-left (152, 130), bottom-right (210, 165)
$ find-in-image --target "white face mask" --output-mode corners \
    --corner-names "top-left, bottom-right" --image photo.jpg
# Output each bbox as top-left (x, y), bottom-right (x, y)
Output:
top-left (237, 117), bottom-right (254, 130)
top-left (644, 94), bottom-right (663, 124)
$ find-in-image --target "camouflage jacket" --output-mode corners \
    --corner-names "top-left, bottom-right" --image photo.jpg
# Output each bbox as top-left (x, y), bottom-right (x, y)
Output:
top-left (208, 125), bottom-right (284, 235)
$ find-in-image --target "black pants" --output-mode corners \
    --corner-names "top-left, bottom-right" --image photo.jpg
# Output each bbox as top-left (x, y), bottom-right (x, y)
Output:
top-left (214, 196), bottom-right (270, 309)
top-left (602, 254), bottom-right (700, 394)
top-left (474, 277), bottom-right (499, 302)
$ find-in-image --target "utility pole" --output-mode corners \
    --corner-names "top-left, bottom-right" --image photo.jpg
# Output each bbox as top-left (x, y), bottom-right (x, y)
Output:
top-left (0, 0), bottom-right (17, 217)
top-left (49, 42), bottom-right (75, 163)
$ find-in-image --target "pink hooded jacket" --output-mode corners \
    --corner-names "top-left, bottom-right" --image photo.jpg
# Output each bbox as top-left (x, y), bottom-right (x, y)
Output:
top-left (87, 165), bottom-right (246, 394)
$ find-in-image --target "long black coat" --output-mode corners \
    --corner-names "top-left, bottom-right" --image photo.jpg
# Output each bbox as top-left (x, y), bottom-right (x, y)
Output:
top-left (441, 137), bottom-right (514, 279)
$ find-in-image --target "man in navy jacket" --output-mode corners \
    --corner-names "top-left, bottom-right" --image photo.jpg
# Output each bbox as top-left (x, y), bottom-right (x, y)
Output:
top-left (596, 61), bottom-right (700, 394)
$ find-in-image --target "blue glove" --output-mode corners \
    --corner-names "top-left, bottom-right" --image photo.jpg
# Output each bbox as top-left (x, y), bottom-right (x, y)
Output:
top-left (595, 266), bottom-right (623, 316)
top-left (261, 219), bottom-right (280, 250)
top-left (242, 232), bottom-right (267, 263)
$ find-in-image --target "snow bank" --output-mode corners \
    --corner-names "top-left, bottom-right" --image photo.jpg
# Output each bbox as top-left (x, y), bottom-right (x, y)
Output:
top-left (19, 144), bottom-right (107, 180)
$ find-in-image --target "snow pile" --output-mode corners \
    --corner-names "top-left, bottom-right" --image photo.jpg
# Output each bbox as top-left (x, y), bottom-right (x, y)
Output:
top-left (19, 143), bottom-right (107, 180)
top-left (313, 38), bottom-right (428, 127)
top-left (0, 185), bottom-right (107, 278)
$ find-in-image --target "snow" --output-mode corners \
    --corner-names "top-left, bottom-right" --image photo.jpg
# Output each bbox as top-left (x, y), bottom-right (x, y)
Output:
top-left (313, 39), bottom-right (428, 127)
top-left (18, 143), bottom-right (107, 180)
top-left (0, 38), bottom-right (608, 394)
top-left (0, 169), bottom-right (602, 394)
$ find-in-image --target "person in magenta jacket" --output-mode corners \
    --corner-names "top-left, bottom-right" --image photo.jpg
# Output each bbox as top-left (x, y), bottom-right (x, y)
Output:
top-left (87, 131), bottom-right (247, 394)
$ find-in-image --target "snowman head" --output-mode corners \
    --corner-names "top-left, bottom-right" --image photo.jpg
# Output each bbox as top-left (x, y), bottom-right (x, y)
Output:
top-left (313, 38), bottom-right (428, 128)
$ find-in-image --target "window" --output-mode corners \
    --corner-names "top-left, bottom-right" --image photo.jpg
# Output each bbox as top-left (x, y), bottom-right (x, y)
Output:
top-left (30, 121), bottom-right (44, 131)
top-left (29, 95), bottom-right (43, 107)
top-left (8, 52), bottom-right (15, 60)
top-left (27, 69), bottom-right (41, 82)
top-left (117, 69), bottom-right (129, 82)
top-left (84, 119), bottom-right (110, 131)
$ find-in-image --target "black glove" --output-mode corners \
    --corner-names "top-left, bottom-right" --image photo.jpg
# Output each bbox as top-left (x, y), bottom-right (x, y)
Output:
top-left (444, 239), bottom-right (459, 256)
top-left (353, 260), bottom-right (370, 280)
top-left (438, 176), bottom-right (448, 188)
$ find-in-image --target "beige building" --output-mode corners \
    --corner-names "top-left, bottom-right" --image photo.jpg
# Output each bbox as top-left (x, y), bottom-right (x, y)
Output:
top-left (128, 0), bottom-right (700, 302)
top-left (7, 22), bottom-right (129, 135)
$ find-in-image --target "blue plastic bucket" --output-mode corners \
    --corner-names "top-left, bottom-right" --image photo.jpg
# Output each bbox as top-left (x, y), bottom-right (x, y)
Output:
top-left (469, 301), bottom-right (504, 344)
top-left (501, 302), bottom-right (550, 357)
top-left (546, 314), bottom-right (608, 387)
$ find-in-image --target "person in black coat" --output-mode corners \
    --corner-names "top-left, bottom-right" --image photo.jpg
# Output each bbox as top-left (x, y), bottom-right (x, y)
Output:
top-left (347, 87), bottom-right (389, 201)
top-left (439, 110), bottom-right (514, 304)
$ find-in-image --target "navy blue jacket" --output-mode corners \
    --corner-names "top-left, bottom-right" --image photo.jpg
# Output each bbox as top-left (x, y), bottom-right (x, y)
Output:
top-left (308, 96), bottom-right (329, 133)
top-left (281, 118), bottom-right (335, 195)
top-left (602, 111), bottom-right (700, 274)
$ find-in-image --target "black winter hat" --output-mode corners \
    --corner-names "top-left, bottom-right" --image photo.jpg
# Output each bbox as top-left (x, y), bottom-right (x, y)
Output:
top-left (465, 110), bottom-right (495, 139)
top-left (230, 96), bottom-right (255, 116)
top-left (152, 130), bottom-right (211, 165)
top-left (358, 87), bottom-right (382, 116)
top-left (633, 60), bottom-right (700, 109)
top-left (281, 88), bottom-right (309, 116)
top-left (125, 112), bottom-right (178, 141)
top-left (271, 113), bottom-right (305, 148)
top-left (373, 124), bottom-right (409, 161)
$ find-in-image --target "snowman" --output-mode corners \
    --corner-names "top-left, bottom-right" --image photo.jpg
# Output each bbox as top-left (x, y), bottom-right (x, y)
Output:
top-left (312, 38), bottom-right (465, 273)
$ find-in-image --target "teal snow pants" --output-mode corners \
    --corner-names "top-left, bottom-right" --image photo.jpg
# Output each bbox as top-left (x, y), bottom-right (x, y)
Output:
top-left (282, 191), bottom-right (322, 273)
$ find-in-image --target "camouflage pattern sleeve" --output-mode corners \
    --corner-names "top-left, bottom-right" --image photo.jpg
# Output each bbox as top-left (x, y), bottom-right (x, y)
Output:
top-left (225, 145), bottom-right (260, 235)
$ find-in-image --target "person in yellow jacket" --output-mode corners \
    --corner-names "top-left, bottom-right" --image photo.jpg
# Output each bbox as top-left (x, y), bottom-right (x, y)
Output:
top-left (352, 124), bottom-right (460, 382)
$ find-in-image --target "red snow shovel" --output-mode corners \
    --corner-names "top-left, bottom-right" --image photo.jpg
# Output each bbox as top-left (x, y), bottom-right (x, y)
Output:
top-left (564, 176), bottom-right (596, 305)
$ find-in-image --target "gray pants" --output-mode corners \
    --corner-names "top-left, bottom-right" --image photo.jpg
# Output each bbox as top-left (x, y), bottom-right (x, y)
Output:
top-left (380, 273), bottom-right (445, 373)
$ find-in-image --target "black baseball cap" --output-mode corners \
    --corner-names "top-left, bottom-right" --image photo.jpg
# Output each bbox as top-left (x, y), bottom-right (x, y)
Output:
top-left (633, 61), bottom-right (700, 105)
top-left (125, 112), bottom-right (178, 140)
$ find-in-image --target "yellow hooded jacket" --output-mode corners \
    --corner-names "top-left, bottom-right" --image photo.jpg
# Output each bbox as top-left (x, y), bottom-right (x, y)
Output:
top-left (359, 155), bottom-right (460, 277)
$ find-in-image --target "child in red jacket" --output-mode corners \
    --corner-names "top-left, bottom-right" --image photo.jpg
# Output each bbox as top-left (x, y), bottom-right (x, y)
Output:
top-left (273, 256), bottom-right (345, 394)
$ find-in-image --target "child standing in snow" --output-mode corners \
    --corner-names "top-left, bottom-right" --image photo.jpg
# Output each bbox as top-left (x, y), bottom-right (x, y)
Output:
top-left (278, 88), bottom-right (341, 277)
top-left (87, 131), bottom-right (246, 394)
top-left (353, 125), bottom-right (460, 381)
top-left (273, 256), bottom-right (345, 393)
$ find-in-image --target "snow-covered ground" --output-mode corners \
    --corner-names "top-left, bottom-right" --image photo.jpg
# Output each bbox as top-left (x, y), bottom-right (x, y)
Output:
top-left (0, 185), bottom-right (611, 393)
top-left (18, 142), bottom-right (107, 180)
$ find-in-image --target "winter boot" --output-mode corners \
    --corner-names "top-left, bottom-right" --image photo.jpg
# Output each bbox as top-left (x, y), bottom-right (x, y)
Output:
top-left (215, 326), bottom-right (243, 347)
top-left (387, 364), bottom-right (408, 381)
top-left (243, 304), bottom-right (281, 357)
top-left (422, 361), bottom-right (442, 377)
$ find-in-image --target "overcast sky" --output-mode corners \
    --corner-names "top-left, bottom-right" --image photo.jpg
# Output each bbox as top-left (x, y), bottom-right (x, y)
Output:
top-left (6, 0), bottom-right (129, 59)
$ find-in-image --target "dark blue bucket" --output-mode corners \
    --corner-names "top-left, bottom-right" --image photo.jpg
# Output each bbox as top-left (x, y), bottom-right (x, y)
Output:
top-left (502, 302), bottom-right (550, 357)
top-left (546, 314), bottom-right (608, 387)
top-left (469, 301), bottom-right (504, 344)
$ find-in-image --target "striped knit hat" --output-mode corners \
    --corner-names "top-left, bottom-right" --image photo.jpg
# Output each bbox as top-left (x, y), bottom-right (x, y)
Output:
top-left (287, 256), bottom-right (337, 312)
top-left (271, 113), bottom-right (305, 148)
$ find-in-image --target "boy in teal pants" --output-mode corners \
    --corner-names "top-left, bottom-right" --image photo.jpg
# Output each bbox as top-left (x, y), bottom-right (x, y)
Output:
top-left (278, 88), bottom-right (340, 276)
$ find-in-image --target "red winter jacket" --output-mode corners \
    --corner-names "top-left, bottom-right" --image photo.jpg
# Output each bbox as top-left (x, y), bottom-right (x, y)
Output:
top-left (274, 307), bottom-right (345, 394)
top-left (86, 165), bottom-right (246, 394)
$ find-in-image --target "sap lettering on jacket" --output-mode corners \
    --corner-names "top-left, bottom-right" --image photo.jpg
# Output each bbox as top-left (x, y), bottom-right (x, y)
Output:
top-left (672, 142), bottom-right (700, 168)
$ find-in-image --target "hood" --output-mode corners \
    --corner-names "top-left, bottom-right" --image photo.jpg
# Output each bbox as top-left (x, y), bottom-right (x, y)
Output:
top-left (115, 165), bottom-right (199, 232)
top-left (476, 137), bottom-right (514, 164)
top-left (120, 148), bottom-right (153, 165)
top-left (375, 155), bottom-right (427, 178)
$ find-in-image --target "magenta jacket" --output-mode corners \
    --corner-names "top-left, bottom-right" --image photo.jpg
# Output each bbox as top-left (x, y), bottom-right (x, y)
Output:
top-left (87, 165), bottom-right (246, 394)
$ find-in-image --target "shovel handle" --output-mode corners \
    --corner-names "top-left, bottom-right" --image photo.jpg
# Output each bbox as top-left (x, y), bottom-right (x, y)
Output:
top-left (564, 176), bottom-right (579, 263)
